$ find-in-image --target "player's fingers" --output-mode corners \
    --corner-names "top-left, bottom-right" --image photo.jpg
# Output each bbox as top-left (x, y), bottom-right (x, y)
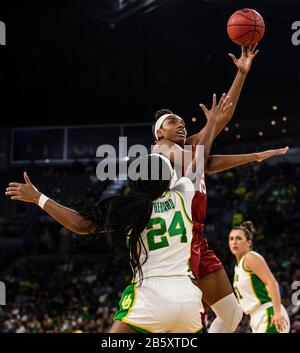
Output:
top-left (241, 46), bottom-right (246, 55)
top-left (217, 93), bottom-right (227, 108)
top-left (5, 190), bottom-right (20, 196)
top-left (199, 104), bottom-right (209, 115)
top-left (251, 43), bottom-right (258, 53)
top-left (278, 320), bottom-right (284, 332)
top-left (24, 171), bottom-right (32, 184)
top-left (245, 46), bottom-right (251, 56)
top-left (251, 49), bottom-right (260, 58)
top-left (5, 187), bottom-right (19, 192)
top-left (284, 317), bottom-right (289, 329)
top-left (9, 182), bottom-right (20, 187)
top-left (276, 147), bottom-right (289, 155)
top-left (221, 94), bottom-right (231, 109)
top-left (11, 196), bottom-right (22, 201)
top-left (228, 53), bottom-right (237, 63)
top-left (223, 102), bottom-right (233, 112)
top-left (212, 93), bottom-right (217, 107)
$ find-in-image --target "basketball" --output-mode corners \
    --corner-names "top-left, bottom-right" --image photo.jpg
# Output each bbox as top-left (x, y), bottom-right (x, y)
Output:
top-left (227, 8), bottom-right (265, 46)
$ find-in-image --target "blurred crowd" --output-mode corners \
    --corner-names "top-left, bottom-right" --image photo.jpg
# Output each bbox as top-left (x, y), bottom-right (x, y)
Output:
top-left (0, 159), bottom-right (300, 333)
top-left (0, 256), bottom-right (131, 333)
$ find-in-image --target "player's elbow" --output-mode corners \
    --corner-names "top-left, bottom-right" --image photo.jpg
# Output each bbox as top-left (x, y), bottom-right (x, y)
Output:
top-left (266, 277), bottom-right (279, 290)
top-left (68, 219), bottom-right (91, 235)
top-left (204, 156), bottom-right (215, 175)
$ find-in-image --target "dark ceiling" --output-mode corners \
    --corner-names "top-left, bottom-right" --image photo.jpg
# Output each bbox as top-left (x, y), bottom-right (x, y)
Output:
top-left (0, 0), bottom-right (299, 143)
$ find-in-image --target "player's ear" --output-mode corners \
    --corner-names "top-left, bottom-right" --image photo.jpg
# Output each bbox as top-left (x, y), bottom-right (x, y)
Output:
top-left (157, 129), bottom-right (163, 139)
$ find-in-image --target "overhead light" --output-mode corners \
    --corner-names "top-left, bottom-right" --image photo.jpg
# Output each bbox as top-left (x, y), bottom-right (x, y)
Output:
top-left (282, 116), bottom-right (288, 121)
top-left (236, 134), bottom-right (241, 139)
top-left (225, 126), bottom-right (229, 132)
top-left (271, 120), bottom-right (276, 125)
top-left (258, 131), bottom-right (264, 136)
top-left (272, 105), bottom-right (278, 111)
top-left (281, 129), bottom-right (286, 134)
top-left (234, 123), bottom-right (240, 128)
top-left (192, 117), bottom-right (197, 122)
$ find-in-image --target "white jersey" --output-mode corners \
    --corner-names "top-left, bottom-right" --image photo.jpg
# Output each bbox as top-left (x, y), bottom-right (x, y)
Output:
top-left (135, 177), bottom-right (195, 282)
top-left (233, 252), bottom-right (272, 315)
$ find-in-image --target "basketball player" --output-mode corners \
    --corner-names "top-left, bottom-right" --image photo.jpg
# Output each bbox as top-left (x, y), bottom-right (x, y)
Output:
top-left (229, 221), bottom-right (290, 333)
top-left (5, 95), bottom-right (231, 332)
top-left (152, 45), bottom-right (288, 333)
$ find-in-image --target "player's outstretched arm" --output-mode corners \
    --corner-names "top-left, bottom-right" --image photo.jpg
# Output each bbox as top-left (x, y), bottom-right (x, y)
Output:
top-left (244, 252), bottom-right (289, 333)
top-left (5, 172), bottom-right (96, 235)
top-left (186, 45), bottom-right (259, 146)
top-left (206, 147), bottom-right (289, 174)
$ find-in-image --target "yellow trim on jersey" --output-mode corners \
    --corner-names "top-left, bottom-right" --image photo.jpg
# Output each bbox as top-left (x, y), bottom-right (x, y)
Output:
top-left (248, 272), bottom-right (264, 306)
top-left (121, 285), bottom-right (156, 333)
top-left (266, 285), bottom-right (272, 299)
top-left (240, 255), bottom-right (261, 304)
top-left (265, 308), bottom-right (269, 333)
top-left (192, 324), bottom-right (203, 333)
top-left (122, 318), bottom-right (155, 333)
top-left (174, 191), bottom-right (193, 225)
top-left (162, 191), bottom-right (170, 198)
top-left (241, 255), bottom-right (253, 273)
top-left (242, 254), bottom-right (272, 306)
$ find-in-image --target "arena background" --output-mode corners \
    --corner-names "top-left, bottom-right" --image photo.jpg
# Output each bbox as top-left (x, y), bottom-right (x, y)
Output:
top-left (0, 0), bottom-right (300, 333)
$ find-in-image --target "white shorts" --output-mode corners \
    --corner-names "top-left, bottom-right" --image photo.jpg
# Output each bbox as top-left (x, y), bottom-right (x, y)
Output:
top-left (250, 302), bottom-right (290, 333)
top-left (114, 276), bottom-right (203, 333)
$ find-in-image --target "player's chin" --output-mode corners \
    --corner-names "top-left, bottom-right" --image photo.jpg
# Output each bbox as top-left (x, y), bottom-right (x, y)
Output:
top-left (173, 135), bottom-right (186, 145)
top-left (230, 248), bottom-right (239, 255)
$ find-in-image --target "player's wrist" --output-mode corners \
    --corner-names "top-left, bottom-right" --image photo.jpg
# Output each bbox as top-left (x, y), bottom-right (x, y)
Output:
top-left (33, 192), bottom-right (48, 208)
top-left (37, 193), bottom-right (50, 209)
top-left (237, 68), bottom-right (248, 76)
top-left (32, 191), bottom-right (42, 205)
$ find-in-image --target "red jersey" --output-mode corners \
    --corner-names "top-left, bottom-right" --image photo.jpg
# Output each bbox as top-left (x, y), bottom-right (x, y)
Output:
top-left (190, 172), bottom-right (223, 280)
top-left (192, 174), bottom-right (207, 226)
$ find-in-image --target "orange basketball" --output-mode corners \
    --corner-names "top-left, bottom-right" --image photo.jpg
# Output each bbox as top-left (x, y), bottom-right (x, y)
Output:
top-left (227, 8), bottom-right (265, 46)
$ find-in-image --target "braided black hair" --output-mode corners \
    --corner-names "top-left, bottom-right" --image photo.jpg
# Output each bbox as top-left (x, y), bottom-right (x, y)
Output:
top-left (80, 155), bottom-right (172, 282)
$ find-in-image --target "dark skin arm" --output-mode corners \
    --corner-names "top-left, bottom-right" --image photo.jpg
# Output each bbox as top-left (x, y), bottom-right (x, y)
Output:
top-left (206, 147), bottom-right (289, 174)
top-left (5, 172), bottom-right (96, 235)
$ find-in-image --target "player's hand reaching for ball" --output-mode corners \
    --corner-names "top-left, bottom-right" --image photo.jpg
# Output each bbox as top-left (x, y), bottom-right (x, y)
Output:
top-left (256, 147), bottom-right (289, 162)
top-left (5, 172), bottom-right (41, 204)
top-left (228, 44), bottom-right (259, 74)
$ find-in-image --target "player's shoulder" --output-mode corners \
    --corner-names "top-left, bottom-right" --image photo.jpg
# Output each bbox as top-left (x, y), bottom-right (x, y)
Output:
top-left (244, 251), bottom-right (265, 265)
top-left (171, 177), bottom-right (194, 192)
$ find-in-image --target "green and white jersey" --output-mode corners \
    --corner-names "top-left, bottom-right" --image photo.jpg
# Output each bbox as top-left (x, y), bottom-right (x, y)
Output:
top-left (233, 251), bottom-right (272, 314)
top-left (135, 177), bottom-right (195, 282)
